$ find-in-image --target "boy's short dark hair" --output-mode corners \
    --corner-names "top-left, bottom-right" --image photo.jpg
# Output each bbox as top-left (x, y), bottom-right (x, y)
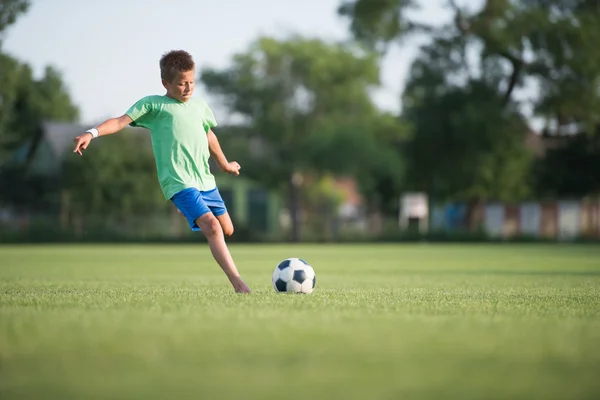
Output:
top-left (160, 50), bottom-right (195, 82)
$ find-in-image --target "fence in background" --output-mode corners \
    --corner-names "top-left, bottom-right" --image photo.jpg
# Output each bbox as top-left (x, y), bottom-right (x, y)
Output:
top-left (430, 199), bottom-right (600, 240)
top-left (2, 198), bottom-right (600, 243)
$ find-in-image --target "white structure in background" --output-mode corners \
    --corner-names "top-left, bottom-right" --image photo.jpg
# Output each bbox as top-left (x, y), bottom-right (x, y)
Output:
top-left (558, 201), bottom-right (581, 240)
top-left (484, 203), bottom-right (505, 238)
top-left (519, 202), bottom-right (542, 237)
top-left (399, 193), bottom-right (429, 233)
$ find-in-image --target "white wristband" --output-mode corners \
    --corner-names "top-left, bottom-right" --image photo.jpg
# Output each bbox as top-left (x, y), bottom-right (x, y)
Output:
top-left (86, 128), bottom-right (99, 138)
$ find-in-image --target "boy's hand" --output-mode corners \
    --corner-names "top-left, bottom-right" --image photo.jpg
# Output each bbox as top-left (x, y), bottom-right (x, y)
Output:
top-left (73, 133), bottom-right (93, 156)
top-left (222, 161), bottom-right (241, 176)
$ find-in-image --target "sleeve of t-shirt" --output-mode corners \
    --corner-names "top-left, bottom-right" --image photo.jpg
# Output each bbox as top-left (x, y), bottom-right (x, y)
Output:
top-left (125, 96), bottom-right (155, 129)
top-left (200, 100), bottom-right (217, 133)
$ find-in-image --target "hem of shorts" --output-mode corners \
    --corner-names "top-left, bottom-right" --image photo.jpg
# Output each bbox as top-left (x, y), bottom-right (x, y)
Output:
top-left (163, 183), bottom-right (218, 201)
top-left (189, 208), bottom-right (212, 231)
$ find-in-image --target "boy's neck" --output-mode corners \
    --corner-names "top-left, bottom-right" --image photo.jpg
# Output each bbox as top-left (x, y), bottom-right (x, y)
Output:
top-left (165, 93), bottom-right (186, 102)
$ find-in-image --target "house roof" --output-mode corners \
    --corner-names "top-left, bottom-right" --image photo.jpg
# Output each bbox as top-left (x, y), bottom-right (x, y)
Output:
top-left (43, 121), bottom-right (88, 161)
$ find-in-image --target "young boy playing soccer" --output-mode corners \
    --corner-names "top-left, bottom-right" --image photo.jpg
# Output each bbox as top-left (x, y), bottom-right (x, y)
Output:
top-left (72, 50), bottom-right (251, 294)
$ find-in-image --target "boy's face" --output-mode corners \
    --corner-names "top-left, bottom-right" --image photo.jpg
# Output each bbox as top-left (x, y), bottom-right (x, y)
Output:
top-left (163, 69), bottom-right (195, 102)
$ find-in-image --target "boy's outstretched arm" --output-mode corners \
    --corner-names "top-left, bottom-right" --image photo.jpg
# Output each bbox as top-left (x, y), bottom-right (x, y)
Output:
top-left (207, 129), bottom-right (240, 176)
top-left (73, 114), bottom-right (133, 156)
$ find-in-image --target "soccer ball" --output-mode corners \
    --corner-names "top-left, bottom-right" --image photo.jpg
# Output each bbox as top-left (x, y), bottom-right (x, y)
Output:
top-left (272, 258), bottom-right (316, 294)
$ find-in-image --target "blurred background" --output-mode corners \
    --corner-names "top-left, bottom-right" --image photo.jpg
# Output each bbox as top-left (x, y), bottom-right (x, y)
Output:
top-left (1, 0), bottom-right (599, 244)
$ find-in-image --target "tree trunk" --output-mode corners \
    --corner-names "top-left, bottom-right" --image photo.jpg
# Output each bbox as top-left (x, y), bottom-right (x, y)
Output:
top-left (289, 172), bottom-right (303, 242)
top-left (60, 190), bottom-right (70, 231)
top-left (464, 197), bottom-right (483, 231)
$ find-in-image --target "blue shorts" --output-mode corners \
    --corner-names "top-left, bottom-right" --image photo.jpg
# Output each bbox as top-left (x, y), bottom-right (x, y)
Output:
top-left (171, 187), bottom-right (227, 231)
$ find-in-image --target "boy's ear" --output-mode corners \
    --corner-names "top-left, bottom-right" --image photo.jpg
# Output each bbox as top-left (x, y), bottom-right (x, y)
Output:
top-left (161, 79), bottom-right (169, 89)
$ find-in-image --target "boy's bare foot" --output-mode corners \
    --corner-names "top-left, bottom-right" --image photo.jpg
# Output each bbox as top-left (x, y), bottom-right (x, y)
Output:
top-left (233, 279), bottom-right (251, 294)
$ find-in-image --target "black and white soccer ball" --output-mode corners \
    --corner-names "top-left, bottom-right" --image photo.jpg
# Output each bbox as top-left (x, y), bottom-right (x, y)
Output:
top-left (272, 258), bottom-right (316, 294)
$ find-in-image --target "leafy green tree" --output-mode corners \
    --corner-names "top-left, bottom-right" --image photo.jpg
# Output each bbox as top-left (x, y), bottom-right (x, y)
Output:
top-left (340, 0), bottom-right (600, 200)
top-left (201, 36), bottom-right (406, 240)
top-left (61, 131), bottom-right (167, 218)
top-left (338, 0), bottom-right (422, 52)
top-left (0, 61), bottom-right (79, 156)
top-left (0, 0), bottom-right (29, 42)
top-left (400, 32), bottom-right (534, 203)
top-left (533, 134), bottom-right (600, 198)
top-left (403, 79), bottom-right (533, 203)
top-left (0, 2), bottom-right (80, 211)
top-left (0, 58), bottom-right (80, 210)
top-left (1, 0), bottom-right (78, 159)
top-left (341, 0), bottom-right (600, 134)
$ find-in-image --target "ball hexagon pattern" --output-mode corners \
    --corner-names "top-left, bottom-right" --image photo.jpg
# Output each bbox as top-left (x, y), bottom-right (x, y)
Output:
top-left (272, 258), bottom-right (316, 294)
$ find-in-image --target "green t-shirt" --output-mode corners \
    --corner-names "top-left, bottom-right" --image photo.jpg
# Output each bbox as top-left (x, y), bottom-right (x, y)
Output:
top-left (125, 95), bottom-right (217, 200)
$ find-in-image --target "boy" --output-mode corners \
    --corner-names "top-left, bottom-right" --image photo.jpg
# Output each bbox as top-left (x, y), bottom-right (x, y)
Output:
top-left (72, 50), bottom-right (251, 294)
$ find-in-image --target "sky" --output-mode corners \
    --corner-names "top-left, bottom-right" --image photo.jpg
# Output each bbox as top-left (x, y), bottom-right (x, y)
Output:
top-left (3, 0), bottom-right (456, 125)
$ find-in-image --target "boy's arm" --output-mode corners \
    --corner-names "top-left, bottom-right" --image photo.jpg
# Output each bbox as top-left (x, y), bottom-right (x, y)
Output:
top-left (207, 129), bottom-right (240, 176)
top-left (93, 114), bottom-right (133, 137)
top-left (73, 114), bottom-right (132, 156)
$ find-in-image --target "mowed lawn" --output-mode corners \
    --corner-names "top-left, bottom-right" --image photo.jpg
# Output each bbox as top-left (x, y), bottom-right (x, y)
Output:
top-left (1, 243), bottom-right (599, 400)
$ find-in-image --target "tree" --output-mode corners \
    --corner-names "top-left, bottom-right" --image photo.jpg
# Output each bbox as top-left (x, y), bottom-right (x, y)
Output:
top-left (444, 0), bottom-right (600, 136)
top-left (401, 32), bottom-right (534, 202)
top-left (533, 134), bottom-right (600, 198)
top-left (0, 61), bottom-right (79, 213)
top-left (0, 0), bottom-right (29, 44)
top-left (403, 79), bottom-right (533, 204)
top-left (0, 2), bottom-right (80, 210)
top-left (0, 52), bottom-right (23, 158)
top-left (201, 36), bottom-right (406, 241)
top-left (1, 0), bottom-right (78, 160)
top-left (341, 0), bottom-right (600, 134)
top-left (340, 0), bottom-right (600, 200)
top-left (61, 131), bottom-right (167, 218)
top-left (338, 0), bottom-right (422, 52)
top-left (0, 0), bottom-right (34, 158)
top-left (0, 61), bottom-right (79, 157)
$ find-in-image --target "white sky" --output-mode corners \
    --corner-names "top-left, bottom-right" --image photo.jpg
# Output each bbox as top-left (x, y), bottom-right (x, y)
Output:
top-left (3, 0), bottom-right (461, 125)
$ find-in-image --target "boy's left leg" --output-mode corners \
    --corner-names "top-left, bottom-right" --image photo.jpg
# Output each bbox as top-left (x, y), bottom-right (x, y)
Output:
top-left (216, 212), bottom-right (234, 237)
top-left (175, 207), bottom-right (234, 236)
top-left (202, 187), bottom-right (235, 237)
top-left (173, 187), bottom-right (234, 235)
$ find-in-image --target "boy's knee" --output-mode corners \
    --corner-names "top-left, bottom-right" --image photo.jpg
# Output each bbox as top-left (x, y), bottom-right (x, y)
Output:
top-left (197, 216), bottom-right (221, 237)
top-left (223, 225), bottom-right (234, 237)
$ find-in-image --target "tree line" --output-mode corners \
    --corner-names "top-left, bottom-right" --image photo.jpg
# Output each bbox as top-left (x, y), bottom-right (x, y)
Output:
top-left (1, 0), bottom-right (599, 240)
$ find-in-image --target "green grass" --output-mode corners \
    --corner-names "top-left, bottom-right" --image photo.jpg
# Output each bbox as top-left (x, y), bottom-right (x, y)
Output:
top-left (1, 244), bottom-right (600, 400)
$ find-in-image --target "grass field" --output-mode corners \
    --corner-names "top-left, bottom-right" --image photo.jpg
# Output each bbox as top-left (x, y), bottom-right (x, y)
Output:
top-left (1, 243), bottom-right (600, 400)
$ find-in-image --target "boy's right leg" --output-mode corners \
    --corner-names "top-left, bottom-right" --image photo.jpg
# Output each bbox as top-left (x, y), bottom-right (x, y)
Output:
top-left (195, 212), bottom-right (251, 294)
